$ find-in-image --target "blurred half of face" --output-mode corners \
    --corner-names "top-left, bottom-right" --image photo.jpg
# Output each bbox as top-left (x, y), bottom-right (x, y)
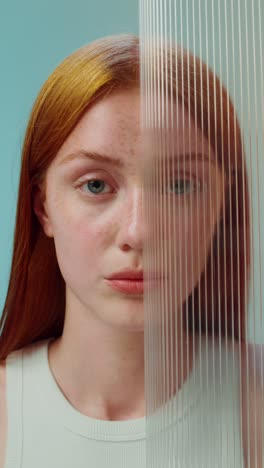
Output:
top-left (144, 101), bottom-right (224, 320)
top-left (41, 87), bottom-right (147, 332)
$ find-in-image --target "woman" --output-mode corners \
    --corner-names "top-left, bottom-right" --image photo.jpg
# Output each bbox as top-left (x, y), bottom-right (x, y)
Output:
top-left (0, 34), bottom-right (256, 467)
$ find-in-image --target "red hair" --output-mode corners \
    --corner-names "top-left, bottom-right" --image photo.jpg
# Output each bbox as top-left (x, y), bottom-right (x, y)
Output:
top-left (176, 50), bottom-right (251, 341)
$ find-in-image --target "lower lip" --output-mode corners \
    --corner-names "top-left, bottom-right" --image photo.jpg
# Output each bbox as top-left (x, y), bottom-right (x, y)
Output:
top-left (105, 279), bottom-right (145, 295)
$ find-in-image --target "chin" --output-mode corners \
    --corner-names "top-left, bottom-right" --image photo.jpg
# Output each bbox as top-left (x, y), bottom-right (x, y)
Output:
top-left (106, 311), bottom-right (145, 332)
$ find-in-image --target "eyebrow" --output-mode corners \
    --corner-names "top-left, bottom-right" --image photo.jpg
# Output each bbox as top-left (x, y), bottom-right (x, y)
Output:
top-left (58, 150), bottom-right (124, 168)
top-left (58, 150), bottom-right (215, 168)
top-left (160, 152), bottom-right (216, 165)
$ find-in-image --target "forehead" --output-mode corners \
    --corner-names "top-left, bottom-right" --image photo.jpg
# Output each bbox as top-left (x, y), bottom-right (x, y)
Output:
top-left (148, 101), bottom-right (213, 157)
top-left (53, 87), bottom-right (214, 167)
top-left (53, 88), bottom-right (141, 166)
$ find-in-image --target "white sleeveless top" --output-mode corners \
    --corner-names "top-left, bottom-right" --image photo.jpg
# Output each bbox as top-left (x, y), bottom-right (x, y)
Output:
top-left (4, 337), bottom-right (245, 467)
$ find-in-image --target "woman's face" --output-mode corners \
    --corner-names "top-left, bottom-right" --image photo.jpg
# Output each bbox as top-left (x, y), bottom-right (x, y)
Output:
top-left (35, 87), bottom-right (223, 332)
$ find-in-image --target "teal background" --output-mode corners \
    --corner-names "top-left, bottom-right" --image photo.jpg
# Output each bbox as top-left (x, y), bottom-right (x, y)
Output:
top-left (0, 1), bottom-right (138, 316)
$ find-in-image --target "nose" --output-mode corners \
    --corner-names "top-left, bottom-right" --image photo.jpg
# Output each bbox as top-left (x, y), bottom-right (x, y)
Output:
top-left (116, 186), bottom-right (147, 252)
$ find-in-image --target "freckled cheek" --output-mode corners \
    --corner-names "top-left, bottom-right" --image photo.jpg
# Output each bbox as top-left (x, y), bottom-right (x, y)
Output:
top-left (50, 205), bottom-right (115, 263)
top-left (53, 218), bottom-right (107, 251)
top-left (51, 218), bottom-right (111, 290)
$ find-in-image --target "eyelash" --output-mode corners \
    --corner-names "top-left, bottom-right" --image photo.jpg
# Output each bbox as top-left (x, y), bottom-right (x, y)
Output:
top-left (77, 178), bottom-right (115, 197)
top-left (167, 178), bottom-right (203, 195)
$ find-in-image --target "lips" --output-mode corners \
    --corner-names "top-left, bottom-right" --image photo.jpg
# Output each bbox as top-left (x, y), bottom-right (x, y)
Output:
top-left (105, 269), bottom-right (161, 295)
top-left (105, 279), bottom-right (144, 295)
top-left (106, 269), bottom-right (144, 280)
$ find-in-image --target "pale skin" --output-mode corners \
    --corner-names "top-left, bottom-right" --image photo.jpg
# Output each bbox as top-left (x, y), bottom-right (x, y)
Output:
top-left (0, 86), bottom-right (225, 468)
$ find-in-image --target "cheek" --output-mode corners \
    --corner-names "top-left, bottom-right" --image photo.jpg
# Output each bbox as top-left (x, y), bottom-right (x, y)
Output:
top-left (49, 207), bottom-right (110, 287)
top-left (153, 201), bottom-right (219, 302)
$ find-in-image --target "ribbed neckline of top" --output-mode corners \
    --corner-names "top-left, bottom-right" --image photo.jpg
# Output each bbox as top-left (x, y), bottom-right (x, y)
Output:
top-left (29, 337), bottom-right (203, 441)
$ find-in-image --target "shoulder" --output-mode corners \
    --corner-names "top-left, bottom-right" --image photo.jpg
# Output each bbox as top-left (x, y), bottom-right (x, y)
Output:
top-left (0, 341), bottom-right (47, 468)
top-left (241, 343), bottom-right (264, 467)
top-left (0, 359), bottom-right (7, 468)
top-left (200, 337), bottom-right (240, 373)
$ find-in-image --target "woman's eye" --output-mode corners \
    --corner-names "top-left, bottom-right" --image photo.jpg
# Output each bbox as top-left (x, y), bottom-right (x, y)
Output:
top-left (81, 179), bottom-right (113, 195)
top-left (169, 179), bottom-right (201, 195)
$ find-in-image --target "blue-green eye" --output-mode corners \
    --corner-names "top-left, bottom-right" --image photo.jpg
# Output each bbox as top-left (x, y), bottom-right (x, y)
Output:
top-left (170, 179), bottom-right (201, 195)
top-left (84, 180), bottom-right (112, 194)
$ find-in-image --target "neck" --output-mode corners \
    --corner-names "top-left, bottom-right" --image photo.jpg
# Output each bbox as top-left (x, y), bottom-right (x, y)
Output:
top-left (48, 303), bottom-right (194, 421)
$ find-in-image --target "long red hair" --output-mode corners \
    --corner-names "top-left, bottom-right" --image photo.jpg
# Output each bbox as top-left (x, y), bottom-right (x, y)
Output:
top-left (0, 35), bottom-right (250, 359)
